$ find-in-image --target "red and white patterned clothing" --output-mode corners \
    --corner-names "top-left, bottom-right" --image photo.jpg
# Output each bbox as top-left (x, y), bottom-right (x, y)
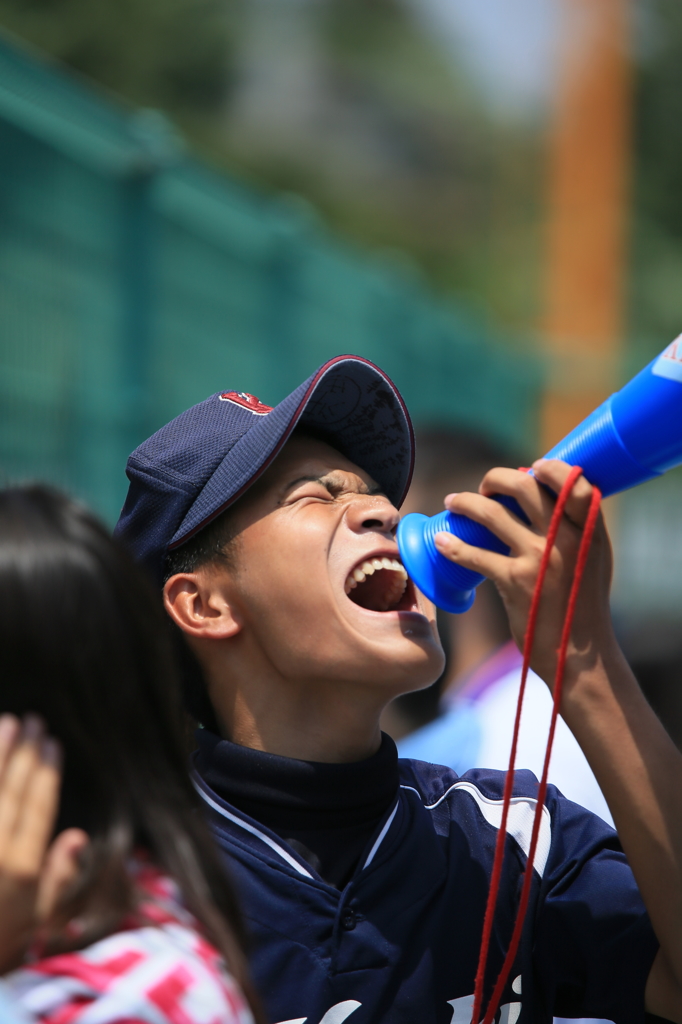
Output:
top-left (0, 865), bottom-right (253, 1024)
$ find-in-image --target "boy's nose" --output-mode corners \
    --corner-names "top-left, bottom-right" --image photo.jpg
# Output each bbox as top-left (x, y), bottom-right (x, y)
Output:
top-left (347, 496), bottom-right (400, 537)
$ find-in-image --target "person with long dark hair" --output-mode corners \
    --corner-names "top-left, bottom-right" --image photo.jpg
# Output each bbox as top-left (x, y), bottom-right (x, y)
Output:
top-left (0, 484), bottom-right (261, 1024)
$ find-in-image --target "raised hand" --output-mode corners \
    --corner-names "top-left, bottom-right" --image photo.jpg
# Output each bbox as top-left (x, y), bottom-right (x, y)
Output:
top-left (433, 458), bottom-right (615, 689)
top-left (0, 715), bottom-right (87, 972)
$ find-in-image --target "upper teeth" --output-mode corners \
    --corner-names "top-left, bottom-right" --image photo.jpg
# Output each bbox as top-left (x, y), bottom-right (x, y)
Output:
top-left (344, 558), bottom-right (408, 594)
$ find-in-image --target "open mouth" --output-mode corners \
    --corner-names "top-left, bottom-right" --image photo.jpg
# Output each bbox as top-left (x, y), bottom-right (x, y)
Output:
top-left (344, 557), bottom-right (410, 612)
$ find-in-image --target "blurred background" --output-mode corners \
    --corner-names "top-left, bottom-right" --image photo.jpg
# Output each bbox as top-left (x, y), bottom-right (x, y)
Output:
top-left (1, 0), bottom-right (681, 742)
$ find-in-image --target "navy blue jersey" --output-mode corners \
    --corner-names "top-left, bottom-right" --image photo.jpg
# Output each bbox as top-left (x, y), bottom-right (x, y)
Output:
top-left (193, 758), bottom-right (658, 1024)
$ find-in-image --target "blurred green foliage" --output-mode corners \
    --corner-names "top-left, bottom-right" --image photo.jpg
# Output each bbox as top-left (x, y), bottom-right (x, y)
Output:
top-left (315, 0), bottom-right (544, 333)
top-left (635, 0), bottom-right (682, 245)
top-left (0, 0), bottom-right (680, 361)
top-left (630, 0), bottom-right (682, 364)
top-left (0, 0), bottom-right (234, 113)
top-left (0, 0), bottom-right (544, 344)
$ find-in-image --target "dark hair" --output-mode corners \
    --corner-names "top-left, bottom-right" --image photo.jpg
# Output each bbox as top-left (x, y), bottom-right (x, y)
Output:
top-left (0, 485), bottom-right (261, 1018)
top-left (163, 505), bottom-right (240, 584)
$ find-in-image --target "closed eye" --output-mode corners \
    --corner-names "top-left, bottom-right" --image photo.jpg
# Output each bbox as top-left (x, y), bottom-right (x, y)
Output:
top-left (283, 482), bottom-right (334, 504)
top-left (279, 472), bottom-right (384, 506)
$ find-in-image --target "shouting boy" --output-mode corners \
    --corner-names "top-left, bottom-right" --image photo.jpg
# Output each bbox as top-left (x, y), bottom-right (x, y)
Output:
top-left (116, 356), bottom-right (682, 1024)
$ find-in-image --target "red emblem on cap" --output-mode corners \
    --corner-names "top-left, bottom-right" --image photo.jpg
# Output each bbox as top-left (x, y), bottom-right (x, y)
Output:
top-left (219, 391), bottom-right (272, 415)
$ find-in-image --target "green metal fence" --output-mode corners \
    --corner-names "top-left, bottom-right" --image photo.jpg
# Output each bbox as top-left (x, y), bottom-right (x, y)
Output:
top-left (0, 34), bottom-right (542, 525)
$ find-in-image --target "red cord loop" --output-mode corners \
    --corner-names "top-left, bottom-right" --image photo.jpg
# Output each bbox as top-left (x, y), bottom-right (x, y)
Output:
top-left (471, 467), bottom-right (602, 1024)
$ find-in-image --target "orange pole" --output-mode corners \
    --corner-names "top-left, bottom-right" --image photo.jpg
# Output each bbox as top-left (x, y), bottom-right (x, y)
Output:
top-left (541, 0), bottom-right (632, 451)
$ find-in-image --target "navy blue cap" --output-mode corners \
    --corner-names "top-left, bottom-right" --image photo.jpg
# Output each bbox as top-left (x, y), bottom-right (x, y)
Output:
top-left (114, 355), bottom-right (414, 583)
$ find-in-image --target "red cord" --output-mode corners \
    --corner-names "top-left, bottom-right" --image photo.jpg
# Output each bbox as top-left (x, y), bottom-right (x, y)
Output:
top-left (471, 467), bottom-right (602, 1024)
top-left (471, 465), bottom-right (583, 1023)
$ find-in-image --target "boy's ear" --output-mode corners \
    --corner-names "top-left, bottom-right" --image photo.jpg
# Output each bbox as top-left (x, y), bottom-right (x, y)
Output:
top-left (163, 571), bottom-right (243, 640)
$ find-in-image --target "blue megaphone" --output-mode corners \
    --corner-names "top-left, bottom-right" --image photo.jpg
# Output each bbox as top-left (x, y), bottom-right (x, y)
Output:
top-left (397, 337), bottom-right (682, 613)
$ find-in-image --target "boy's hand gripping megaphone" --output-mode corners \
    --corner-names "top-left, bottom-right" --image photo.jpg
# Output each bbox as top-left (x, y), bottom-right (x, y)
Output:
top-left (397, 337), bottom-right (682, 613)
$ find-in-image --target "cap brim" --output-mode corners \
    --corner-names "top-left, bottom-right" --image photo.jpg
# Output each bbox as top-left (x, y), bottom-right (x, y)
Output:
top-left (170, 355), bottom-right (414, 549)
